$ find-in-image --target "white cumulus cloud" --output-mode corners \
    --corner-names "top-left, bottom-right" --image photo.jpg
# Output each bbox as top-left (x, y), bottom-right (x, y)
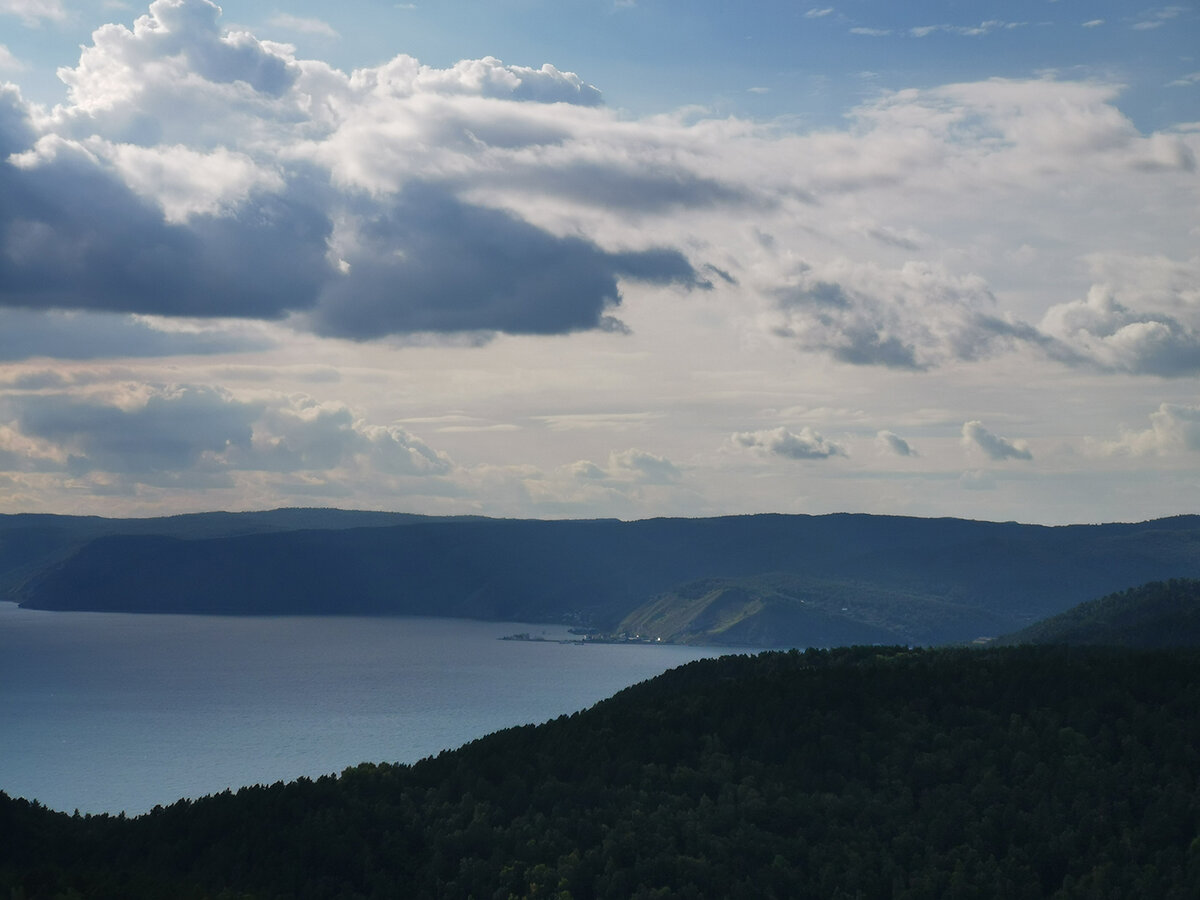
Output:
top-left (1040, 284), bottom-right (1200, 376)
top-left (1090, 403), bottom-right (1200, 456)
top-left (732, 426), bottom-right (846, 460)
top-left (0, 44), bottom-right (24, 71)
top-left (876, 430), bottom-right (917, 457)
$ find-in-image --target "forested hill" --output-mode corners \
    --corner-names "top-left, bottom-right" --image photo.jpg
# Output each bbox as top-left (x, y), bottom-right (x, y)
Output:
top-left (1002, 578), bottom-right (1200, 647)
top-left (0, 508), bottom-right (465, 599)
top-left (7, 510), bottom-right (1200, 645)
top-left (4, 645), bottom-right (1200, 898)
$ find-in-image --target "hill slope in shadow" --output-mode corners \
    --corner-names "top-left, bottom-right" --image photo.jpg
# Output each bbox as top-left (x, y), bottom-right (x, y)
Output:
top-left (3, 644), bottom-right (1199, 898)
top-left (9, 511), bottom-right (1200, 645)
top-left (1001, 578), bottom-right (1200, 648)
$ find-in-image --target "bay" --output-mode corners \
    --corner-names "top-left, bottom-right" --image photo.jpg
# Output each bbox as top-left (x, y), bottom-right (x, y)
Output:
top-left (0, 603), bottom-right (735, 815)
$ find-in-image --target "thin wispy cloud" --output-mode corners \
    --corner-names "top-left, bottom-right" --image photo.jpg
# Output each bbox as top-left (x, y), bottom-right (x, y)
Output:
top-left (910, 21), bottom-right (1025, 38)
top-left (0, 0), bottom-right (64, 25)
top-left (0, 44), bottom-right (24, 71)
top-left (268, 13), bottom-right (340, 38)
top-left (572, 448), bottom-right (681, 484)
top-left (1132, 6), bottom-right (1185, 30)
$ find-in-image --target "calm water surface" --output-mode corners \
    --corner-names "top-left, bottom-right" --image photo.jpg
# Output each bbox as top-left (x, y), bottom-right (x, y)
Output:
top-left (0, 603), bottom-right (736, 815)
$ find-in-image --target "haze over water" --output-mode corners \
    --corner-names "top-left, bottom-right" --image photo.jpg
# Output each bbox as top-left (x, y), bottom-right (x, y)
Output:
top-left (0, 604), bottom-right (731, 815)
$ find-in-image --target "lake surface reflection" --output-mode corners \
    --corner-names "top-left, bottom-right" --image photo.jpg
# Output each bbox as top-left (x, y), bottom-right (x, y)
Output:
top-left (0, 603), bottom-right (736, 815)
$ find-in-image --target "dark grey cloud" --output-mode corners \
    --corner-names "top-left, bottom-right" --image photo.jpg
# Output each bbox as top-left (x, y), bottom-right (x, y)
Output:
top-left (866, 226), bottom-right (921, 250)
top-left (0, 85), bottom-right (33, 156)
top-left (703, 264), bottom-right (737, 285)
top-left (771, 267), bottom-right (1052, 370)
top-left (962, 420), bottom-right (1032, 461)
top-left (1124, 327), bottom-right (1200, 376)
top-left (778, 280), bottom-right (852, 309)
top-left (311, 182), bottom-right (707, 339)
top-left (0, 309), bottom-right (273, 361)
top-left (13, 386), bottom-right (259, 475)
top-left (1040, 288), bottom-right (1200, 377)
top-left (829, 327), bottom-right (921, 368)
top-left (1074, 320), bottom-right (1200, 376)
top-left (774, 269), bottom-right (1200, 376)
top-left (772, 279), bottom-right (926, 369)
top-left (2, 84), bottom-right (706, 351)
top-left (958, 314), bottom-right (1055, 359)
top-left (0, 94), bottom-right (331, 321)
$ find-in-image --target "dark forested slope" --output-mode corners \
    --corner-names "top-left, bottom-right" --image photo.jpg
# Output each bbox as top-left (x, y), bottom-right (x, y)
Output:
top-left (10, 511), bottom-right (1200, 644)
top-left (0, 508), bottom-right (457, 597)
top-left (1002, 578), bottom-right (1200, 647)
top-left (4, 645), bottom-right (1200, 899)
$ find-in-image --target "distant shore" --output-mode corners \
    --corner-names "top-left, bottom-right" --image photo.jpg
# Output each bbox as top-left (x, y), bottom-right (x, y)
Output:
top-left (501, 631), bottom-right (669, 646)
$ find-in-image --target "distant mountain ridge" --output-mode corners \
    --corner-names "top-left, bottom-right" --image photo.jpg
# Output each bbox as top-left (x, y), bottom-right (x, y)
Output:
top-left (5, 509), bottom-right (1200, 645)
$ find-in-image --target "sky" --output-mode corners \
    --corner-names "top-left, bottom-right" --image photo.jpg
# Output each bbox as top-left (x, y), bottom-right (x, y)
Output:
top-left (0, 0), bottom-right (1197, 525)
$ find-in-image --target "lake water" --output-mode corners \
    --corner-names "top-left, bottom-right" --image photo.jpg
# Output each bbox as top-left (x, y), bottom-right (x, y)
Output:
top-left (0, 603), bottom-right (738, 815)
